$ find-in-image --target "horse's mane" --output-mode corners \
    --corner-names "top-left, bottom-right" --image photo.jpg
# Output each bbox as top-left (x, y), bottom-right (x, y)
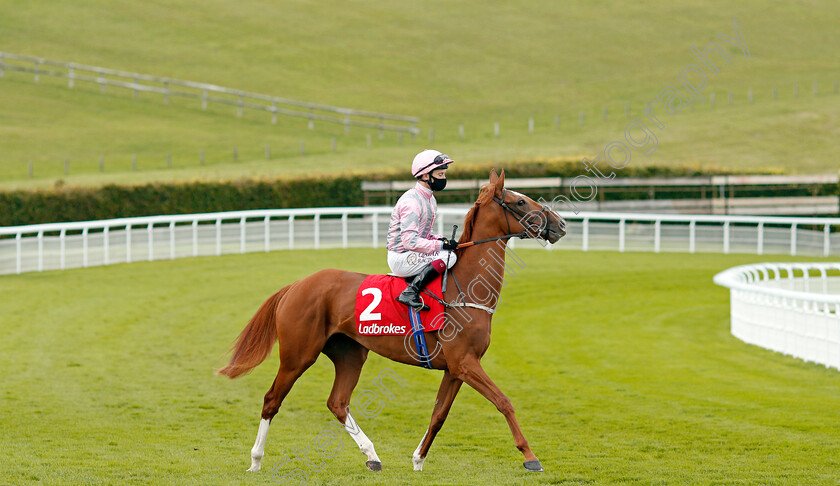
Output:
top-left (458, 182), bottom-right (496, 246)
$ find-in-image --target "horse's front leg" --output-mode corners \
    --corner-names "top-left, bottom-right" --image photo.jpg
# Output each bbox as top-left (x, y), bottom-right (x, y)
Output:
top-left (412, 370), bottom-right (463, 471)
top-left (452, 356), bottom-right (543, 472)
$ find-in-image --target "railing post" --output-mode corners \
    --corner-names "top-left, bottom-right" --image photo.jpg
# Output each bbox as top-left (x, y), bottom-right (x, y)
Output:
top-left (192, 220), bottom-right (199, 257)
top-left (582, 218), bottom-right (589, 252)
top-left (757, 222), bottom-right (764, 255)
top-left (619, 219), bottom-right (626, 252)
top-left (240, 217), bottom-right (247, 254)
top-left (288, 216), bottom-right (295, 250)
top-left (60, 229), bottom-right (66, 269)
top-left (147, 223), bottom-right (154, 261)
top-left (723, 221), bottom-right (730, 254)
top-left (15, 233), bottom-right (22, 275)
top-left (820, 267), bottom-right (829, 294)
top-left (372, 213), bottom-right (379, 248)
top-left (170, 221), bottom-right (176, 260)
top-left (103, 226), bottom-right (109, 266)
top-left (654, 219), bottom-right (661, 253)
top-left (824, 224), bottom-right (831, 257)
top-left (125, 225), bottom-right (132, 264)
top-left (68, 67), bottom-right (74, 88)
top-left (202, 90), bottom-right (208, 110)
top-left (790, 223), bottom-right (798, 256)
top-left (82, 227), bottom-right (89, 268)
top-left (215, 219), bottom-right (222, 256)
top-left (342, 213), bottom-right (348, 249)
top-left (0, 52), bottom-right (4, 77)
top-left (689, 220), bottom-right (696, 253)
top-left (314, 214), bottom-right (320, 249)
top-left (37, 231), bottom-right (44, 272)
top-left (264, 216), bottom-right (271, 252)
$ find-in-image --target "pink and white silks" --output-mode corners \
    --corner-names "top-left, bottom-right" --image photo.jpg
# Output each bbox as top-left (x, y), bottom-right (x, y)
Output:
top-left (386, 182), bottom-right (457, 277)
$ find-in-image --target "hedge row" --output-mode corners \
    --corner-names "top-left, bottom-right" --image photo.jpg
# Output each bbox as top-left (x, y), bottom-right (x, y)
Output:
top-left (0, 160), bottom-right (801, 227)
top-left (1, 177), bottom-right (364, 226)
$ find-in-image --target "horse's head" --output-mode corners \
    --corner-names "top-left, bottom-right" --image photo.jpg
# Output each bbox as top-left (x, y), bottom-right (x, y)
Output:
top-left (480, 169), bottom-right (567, 243)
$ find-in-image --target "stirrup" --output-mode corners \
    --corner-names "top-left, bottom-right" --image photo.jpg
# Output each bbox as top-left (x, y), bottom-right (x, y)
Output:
top-left (396, 292), bottom-right (429, 312)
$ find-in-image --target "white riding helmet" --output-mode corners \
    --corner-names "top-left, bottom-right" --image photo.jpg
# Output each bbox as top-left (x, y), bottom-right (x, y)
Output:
top-left (411, 150), bottom-right (454, 179)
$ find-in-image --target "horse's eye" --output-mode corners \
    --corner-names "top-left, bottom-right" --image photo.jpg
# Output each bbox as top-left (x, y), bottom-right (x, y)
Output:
top-left (517, 199), bottom-right (526, 206)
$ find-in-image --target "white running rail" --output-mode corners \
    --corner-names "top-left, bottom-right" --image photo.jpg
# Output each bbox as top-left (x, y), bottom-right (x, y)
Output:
top-left (1, 209), bottom-right (839, 276)
top-left (714, 263), bottom-right (840, 370)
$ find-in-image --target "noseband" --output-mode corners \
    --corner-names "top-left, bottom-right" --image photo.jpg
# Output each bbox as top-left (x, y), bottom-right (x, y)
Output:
top-left (492, 188), bottom-right (552, 241)
top-left (457, 189), bottom-right (554, 250)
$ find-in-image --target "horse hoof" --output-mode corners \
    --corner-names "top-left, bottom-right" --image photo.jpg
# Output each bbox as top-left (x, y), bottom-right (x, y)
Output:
top-left (366, 460), bottom-right (383, 472)
top-left (523, 460), bottom-right (544, 472)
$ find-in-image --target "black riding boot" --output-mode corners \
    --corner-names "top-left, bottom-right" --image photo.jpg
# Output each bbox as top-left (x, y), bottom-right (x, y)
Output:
top-left (396, 263), bottom-right (441, 311)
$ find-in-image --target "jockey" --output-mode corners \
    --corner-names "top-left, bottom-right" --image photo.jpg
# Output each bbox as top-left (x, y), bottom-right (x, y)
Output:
top-left (387, 149), bottom-right (459, 310)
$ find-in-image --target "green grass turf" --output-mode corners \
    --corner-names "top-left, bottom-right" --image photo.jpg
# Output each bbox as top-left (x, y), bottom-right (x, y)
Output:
top-left (1, 0), bottom-right (839, 189)
top-left (1, 248), bottom-right (839, 484)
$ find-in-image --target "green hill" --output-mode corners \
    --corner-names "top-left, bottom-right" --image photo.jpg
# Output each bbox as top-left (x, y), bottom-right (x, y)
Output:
top-left (1, 0), bottom-right (839, 189)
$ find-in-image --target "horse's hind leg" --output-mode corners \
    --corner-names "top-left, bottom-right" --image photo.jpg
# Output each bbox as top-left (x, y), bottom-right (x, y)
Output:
top-left (247, 309), bottom-right (329, 472)
top-left (247, 357), bottom-right (317, 471)
top-left (323, 335), bottom-right (383, 472)
top-left (247, 358), bottom-right (317, 471)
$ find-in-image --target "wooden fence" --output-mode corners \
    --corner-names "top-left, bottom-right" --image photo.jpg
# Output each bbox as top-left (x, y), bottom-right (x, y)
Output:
top-left (362, 174), bottom-right (840, 216)
top-left (0, 51), bottom-right (420, 135)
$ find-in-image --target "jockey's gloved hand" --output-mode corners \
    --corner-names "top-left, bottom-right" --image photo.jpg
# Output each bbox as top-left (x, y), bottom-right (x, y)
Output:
top-left (440, 238), bottom-right (458, 251)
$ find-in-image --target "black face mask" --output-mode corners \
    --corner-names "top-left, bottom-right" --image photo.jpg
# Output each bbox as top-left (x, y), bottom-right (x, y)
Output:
top-left (428, 175), bottom-right (447, 191)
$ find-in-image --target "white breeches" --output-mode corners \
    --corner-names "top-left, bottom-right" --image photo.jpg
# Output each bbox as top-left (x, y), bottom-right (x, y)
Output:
top-left (387, 250), bottom-right (457, 278)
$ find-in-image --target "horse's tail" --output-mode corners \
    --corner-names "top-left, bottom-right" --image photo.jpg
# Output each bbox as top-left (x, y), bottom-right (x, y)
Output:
top-left (216, 284), bottom-right (292, 379)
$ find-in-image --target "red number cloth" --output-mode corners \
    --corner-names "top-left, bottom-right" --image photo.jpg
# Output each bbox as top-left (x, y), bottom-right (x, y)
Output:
top-left (355, 275), bottom-right (446, 335)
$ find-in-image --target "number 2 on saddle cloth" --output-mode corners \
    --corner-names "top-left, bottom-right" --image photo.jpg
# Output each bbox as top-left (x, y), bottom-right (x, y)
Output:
top-left (355, 274), bottom-right (446, 369)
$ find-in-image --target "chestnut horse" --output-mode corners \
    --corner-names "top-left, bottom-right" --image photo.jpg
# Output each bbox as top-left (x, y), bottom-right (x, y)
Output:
top-left (218, 169), bottom-right (566, 474)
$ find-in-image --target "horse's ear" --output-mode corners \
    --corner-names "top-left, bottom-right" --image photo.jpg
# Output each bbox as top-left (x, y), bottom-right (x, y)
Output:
top-left (498, 169), bottom-right (506, 188)
top-left (489, 169), bottom-right (499, 185)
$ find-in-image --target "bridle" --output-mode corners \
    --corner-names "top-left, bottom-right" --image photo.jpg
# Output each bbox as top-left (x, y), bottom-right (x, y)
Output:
top-left (493, 188), bottom-right (553, 241)
top-left (435, 187), bottom-right (558, 315)
top-left (456, 188), bottom-right (553, 249)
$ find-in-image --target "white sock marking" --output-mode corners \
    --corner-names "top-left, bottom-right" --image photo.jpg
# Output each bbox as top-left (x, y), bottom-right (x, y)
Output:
top-left (413, 431), bottom-right (428, 471)
top-left (248, 418), bottom-right (270, 472)
top-left (341, 411), bottom-right (381, 463)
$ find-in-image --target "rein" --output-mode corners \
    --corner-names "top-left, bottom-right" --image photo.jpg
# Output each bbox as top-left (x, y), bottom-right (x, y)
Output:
top-left (455, 232), bottom-right (527, 249)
